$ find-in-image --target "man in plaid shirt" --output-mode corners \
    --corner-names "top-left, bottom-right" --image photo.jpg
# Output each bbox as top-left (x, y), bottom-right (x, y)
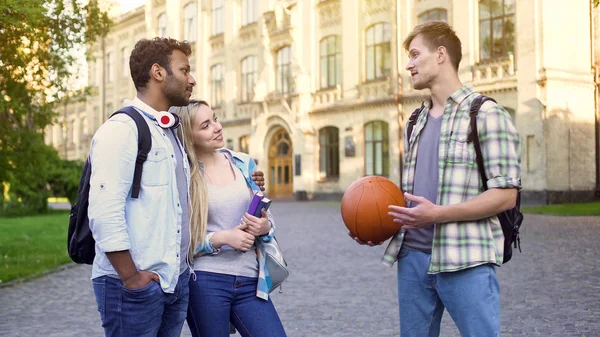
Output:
top-left (351, 22), bottom-right (521, 336)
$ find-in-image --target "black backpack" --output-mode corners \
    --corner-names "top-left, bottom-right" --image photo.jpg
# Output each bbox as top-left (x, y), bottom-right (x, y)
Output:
top-left (406, 95), bottom-right (523, 264)
top-left (67, 107), bottom-right (152, 264)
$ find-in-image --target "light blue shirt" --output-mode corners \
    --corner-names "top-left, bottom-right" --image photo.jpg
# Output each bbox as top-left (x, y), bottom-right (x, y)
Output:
top-left (88, 97), bottom-right (191, 293)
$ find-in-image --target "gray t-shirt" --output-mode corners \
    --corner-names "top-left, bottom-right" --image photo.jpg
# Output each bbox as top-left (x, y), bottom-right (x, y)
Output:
top-left (193, 158), bottom-right (259, 278)
top-left (403, 114), bottom-right (442, 253)
top-left (166, 128), bottom-right (190, 274)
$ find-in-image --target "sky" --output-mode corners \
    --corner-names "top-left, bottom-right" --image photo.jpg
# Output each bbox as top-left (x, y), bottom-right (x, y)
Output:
top-left (118, 0), bottom-right (145, 13)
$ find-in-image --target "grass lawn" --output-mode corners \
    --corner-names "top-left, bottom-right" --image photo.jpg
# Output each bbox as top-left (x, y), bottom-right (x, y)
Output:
top-left (317, 200), bottom-right (600, 216)
top-left (0, 211), bottom-right (71, 284)
top-left (521, 202), bottom-right (600, 216)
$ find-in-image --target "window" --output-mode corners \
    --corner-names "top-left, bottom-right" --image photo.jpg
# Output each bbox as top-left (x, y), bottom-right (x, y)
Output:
top-left (95, 60), bottom-right (102, 86)
top-left (320, 36), bottom-right (342, 89)
top-left (157, 13), bottom-right (167, 37)
top-left (82, 117), bottom-right (89, 135)
top-left (226, 139), bottom-right (234, 150)
top-left (239, 135), bottom-right (249, 154)
top-left (106, 52), bottom-right (113, 83)
top-left (276, 46), bottom-right (293, 94)
top-left (211, 64), bottom-right (224, 108)
top-left (479, 0), bottom-right (516, 60)
top-left (319, 127), bottom-right (339, 179)
top-left (212, 0), bottom-right (224, 36)
top-left (365, 23), bottom-right (392, 81)
top-left (241, 0), bottom-right (257, 26)
top-left (364, 121), bottom-right (389, 176)
top-left (184, 3), bottom-right (197, 42)
top-left (93, 106), bottom-right (100, 129)
top-left (121, 47), bottom-right (128, 78)
top-left (67, 120), bottom-right (74, 144)
top-left (418, 8), bottom-right (448, 24)
top-left (189, 56), bottom-right (196, 83)
top-left (526, 135), bottom-right (535, 172)
top-left (241, 56), bottom-right (257, 102)
top-left (105, 103), bottom-right (113, 121)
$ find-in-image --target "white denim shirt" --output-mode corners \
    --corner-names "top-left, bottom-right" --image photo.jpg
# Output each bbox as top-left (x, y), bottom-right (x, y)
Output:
top-left (88, 97), bottom-right (191, 293)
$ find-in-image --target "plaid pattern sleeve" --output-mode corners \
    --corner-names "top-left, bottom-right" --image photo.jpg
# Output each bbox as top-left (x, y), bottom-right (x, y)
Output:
top-left (383, 87), bottom-right (522, 273)
top-left (226, 149), bottom-right (275, 299)
top-left (477, 101), bottom-right (521, 190)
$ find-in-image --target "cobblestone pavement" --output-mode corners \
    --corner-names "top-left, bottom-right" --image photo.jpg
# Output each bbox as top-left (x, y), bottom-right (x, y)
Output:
top-left (1, 201), bottom-right (599, 337)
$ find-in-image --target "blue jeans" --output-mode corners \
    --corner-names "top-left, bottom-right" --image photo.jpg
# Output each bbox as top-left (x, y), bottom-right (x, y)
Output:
top-left (187, 271), bottom-right (286, 337)
top-left (397, 248), bottom-right (500, 337)
top-left (92, 270), bottom-right (190, 337)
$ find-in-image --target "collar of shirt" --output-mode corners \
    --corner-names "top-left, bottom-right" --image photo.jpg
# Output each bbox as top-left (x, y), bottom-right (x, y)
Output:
top-left (422, 85), bottom-right (475, 110)
top-left (122, 97), bottom-right (164, 122)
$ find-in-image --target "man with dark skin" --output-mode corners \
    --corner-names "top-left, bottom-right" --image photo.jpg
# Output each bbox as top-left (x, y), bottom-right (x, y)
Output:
top-left (88, 38), bottom-right (265, 337)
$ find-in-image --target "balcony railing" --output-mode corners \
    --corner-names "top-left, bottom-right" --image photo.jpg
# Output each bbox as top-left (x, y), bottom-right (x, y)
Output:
top-left (472, 54), bottom-right (516, 86)
top-left (235, 102), bottom-right (261, 120)
top-left (312, 85), bottom-right (342, 107)
top-left (358, 77), bottom-right (391, 101)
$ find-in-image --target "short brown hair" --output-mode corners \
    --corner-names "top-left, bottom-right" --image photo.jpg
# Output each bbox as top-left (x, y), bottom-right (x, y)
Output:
top-left (403, 21), bottom-right (462, 71)
top-left (129, 37), bottom-right (192, 91)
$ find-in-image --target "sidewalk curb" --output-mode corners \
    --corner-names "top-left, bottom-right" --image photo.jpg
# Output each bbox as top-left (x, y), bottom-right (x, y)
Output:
top-left (0, 263), bottom-right (81, 289)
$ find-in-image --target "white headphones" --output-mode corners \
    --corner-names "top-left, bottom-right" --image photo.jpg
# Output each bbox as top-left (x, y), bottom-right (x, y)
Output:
top-left (155, 111), bottom-right (181, 129)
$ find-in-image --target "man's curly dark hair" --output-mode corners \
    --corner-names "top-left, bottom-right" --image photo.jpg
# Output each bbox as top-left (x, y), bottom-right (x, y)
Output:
top-left (129, 37), bottom-right (192, 91)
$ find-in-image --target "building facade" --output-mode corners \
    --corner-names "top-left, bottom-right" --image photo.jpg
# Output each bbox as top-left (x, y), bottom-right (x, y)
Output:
top-left (47, 0), bottom-right (600, 204)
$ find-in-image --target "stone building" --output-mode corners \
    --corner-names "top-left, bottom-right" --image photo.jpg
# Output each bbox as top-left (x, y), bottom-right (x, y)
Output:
top-left (46, 0), bottom-right (600, 203)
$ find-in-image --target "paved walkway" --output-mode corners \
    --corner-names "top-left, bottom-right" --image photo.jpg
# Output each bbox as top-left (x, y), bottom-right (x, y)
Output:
top-left (1, 201), bottom-right (599, 336)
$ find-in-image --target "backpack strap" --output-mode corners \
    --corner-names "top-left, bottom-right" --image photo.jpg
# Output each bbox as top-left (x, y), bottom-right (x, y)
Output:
top-left (110, 106), bottom-right (152, 199)
top-left (406, 102), bottom-right (426, 141)
top-left (468, 95), bottom-right (497, 191)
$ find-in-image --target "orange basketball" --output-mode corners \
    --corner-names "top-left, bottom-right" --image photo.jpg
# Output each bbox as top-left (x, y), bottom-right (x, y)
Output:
top-left (341, 176), bottom-right (406, 243)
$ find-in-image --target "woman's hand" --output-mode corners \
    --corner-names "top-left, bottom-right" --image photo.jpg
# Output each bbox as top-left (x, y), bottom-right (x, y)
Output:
top-left (224, 224), bottom-right (255, 251)
top-left (211, 225), bottom-right (254, 252)
top-left (242, 209), bottom-right (271, 237)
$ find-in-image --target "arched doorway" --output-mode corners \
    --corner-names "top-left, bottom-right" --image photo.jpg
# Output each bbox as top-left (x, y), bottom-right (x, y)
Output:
top-left (268, 128), bottom-right (293, 199)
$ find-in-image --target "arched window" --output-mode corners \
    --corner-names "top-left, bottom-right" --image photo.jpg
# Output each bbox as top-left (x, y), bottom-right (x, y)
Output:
top-left (157, 13), bottom-right (167, 37)
top-left (418, 8), bottom-right (448, 24)
top-left (241, 56), bottom-right (257, 102)
top-left (365, 23), bottom-right (392, 81)
top-left (479, 0), bottom-right (516, 60)
top-left (320, 36), bottom-right (342, 89)
top-left (319, 127), bottom-right (340, 179)
top-left (184, 3), bottom-right (197, 42)
top-left (210, 64), bottom-right (224, 108)
top-left (364, 121), bottom-right (389, 176)
top-left (212, 0), bottom-right (224, 35)
top-left (241, 0), bottom-right (257, 26)
top-left (276, 46), bottom-right (293, 94)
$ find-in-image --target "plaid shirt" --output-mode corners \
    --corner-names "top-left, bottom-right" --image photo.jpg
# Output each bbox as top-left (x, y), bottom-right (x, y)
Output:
top-left (382, 86), bottom-right (521, 273)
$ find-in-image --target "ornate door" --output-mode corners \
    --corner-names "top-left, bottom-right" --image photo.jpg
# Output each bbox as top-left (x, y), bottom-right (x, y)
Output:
top-left (268, 129), bottom-right (293, 199)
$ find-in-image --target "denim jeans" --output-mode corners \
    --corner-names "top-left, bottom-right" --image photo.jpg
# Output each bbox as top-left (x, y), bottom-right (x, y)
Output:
top-left (397, 248), bottom-right (500, 337)
top-left (186, 271), bottom-right (286, 337)
top-left (92, 270), bottom-right (190, 337)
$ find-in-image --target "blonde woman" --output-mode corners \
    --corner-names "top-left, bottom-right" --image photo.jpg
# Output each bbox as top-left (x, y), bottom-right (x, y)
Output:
top-left (173, 100), bottom-right (286, 337)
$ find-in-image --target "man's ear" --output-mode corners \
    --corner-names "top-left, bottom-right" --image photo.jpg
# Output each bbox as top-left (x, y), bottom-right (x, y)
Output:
top-left (437, 46), bottom-right (447, 64)
top-left (150, 63), bottom-right (165, 82)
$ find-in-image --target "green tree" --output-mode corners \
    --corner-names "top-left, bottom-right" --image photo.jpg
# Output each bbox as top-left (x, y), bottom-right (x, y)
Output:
top-left (47, 156), bottom-right (84, 207)
top-left (0, 0), bottom-right (110, 214)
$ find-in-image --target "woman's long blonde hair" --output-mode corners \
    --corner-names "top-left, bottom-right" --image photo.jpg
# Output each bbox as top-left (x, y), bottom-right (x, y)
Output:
top-left (171, 100), bottom-right (210, 258)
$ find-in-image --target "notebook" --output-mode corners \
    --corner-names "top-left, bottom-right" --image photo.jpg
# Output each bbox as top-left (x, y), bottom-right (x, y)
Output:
top-left (248, 192), bottom-right (272, 217)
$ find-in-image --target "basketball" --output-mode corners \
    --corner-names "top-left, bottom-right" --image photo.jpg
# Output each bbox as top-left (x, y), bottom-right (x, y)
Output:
top-left (341, 176), bottom-right (406, 243)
